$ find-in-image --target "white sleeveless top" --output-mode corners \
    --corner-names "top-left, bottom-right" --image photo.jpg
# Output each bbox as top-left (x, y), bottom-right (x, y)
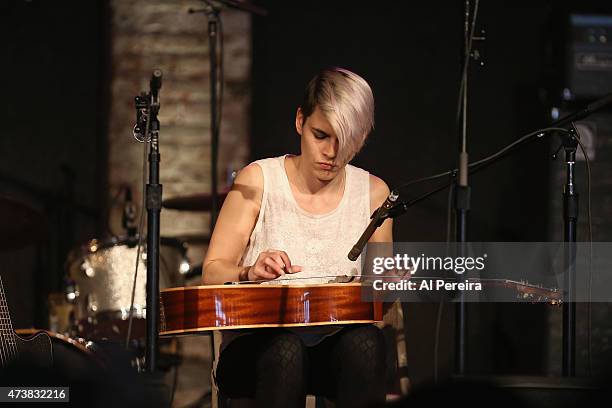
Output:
top-left (240, 155), bottom-right (371, 283)
top-left (216, 155), bottom-right (373, 357)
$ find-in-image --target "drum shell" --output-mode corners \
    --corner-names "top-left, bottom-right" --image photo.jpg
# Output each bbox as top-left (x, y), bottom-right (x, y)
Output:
top-left (66, 237), bottom-right (188, 319)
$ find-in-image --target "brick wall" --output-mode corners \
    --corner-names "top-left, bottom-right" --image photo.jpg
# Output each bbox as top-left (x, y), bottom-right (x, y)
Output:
top-left (107, 0), bottom-right (251, 260)
top-left (106, 2), bottom-right (251, 402)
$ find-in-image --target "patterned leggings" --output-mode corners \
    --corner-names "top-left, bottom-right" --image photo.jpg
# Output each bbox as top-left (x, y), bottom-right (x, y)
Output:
top-left (215, 325), bottom-right (386, 408)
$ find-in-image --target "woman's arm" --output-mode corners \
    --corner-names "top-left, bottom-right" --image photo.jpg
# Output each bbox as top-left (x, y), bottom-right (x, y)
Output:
top-left (202, 163), bottom-right (302, 284)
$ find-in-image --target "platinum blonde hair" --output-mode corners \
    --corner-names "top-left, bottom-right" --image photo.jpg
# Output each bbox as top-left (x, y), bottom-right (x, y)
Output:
top-left (301, 67), bottom-right (375, 165)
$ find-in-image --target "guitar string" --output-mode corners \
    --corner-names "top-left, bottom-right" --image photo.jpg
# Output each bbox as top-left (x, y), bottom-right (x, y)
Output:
top-left (0, 284), bottom-right (15, 363)
top-left (0, 276), bottom-right (11, 366)
top-left (230, 275), bottom-right (558, 301)
top-left (236, 274), bottom-right (551, 287)
top-left (0, 281), bottom-right (9, 366)
top-left (0, 276), bottom-right (17, 362)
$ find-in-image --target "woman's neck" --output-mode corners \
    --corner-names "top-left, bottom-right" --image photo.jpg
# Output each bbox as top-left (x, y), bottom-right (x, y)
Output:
top-left (289, 155), bottom-right (345, 196)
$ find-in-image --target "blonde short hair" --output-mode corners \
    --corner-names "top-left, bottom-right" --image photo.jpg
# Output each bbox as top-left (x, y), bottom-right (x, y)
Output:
top-left (301, 67), bottom-right (375, 165)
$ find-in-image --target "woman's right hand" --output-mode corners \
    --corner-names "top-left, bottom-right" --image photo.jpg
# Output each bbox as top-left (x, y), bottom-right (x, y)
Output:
top-left (246, 250), bottom-right (302, 281)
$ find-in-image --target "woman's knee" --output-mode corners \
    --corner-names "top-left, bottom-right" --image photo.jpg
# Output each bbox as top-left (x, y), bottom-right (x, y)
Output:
top-left (336, 325), bottom-right (385, 372)
top-left (257, 331), bottom-right (307, 375)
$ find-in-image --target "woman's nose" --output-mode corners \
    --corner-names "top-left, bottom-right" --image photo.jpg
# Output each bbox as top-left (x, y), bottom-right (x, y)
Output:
top-left (323, 139), bottom-right (338, 159)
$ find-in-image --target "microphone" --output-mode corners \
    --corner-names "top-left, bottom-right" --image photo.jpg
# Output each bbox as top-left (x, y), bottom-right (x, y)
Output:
top-left (150, 69), bottom-right (162, 101)
top-left (348, 190), bottom-right (399, 261)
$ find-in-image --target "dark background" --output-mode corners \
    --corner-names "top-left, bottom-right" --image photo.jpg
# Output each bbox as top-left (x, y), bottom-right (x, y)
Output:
top-left (0, 0), bottom-right (109, 327)
top-left (250, 0), bottom-right (612, 385)
top-left (1, 0), bottom-right (612, 389)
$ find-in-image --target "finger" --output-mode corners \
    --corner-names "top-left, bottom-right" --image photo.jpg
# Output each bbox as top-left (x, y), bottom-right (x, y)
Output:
top-left (286, 265), bottom-right (302, 273)
top-left (270, 254), bottom-right (286, 271)
top-left (276, 251), bottom-right (293, 272)
top-left (253, 266), bottom-right (278, 280)
top-left (262, 257), bottom-right (283, 276)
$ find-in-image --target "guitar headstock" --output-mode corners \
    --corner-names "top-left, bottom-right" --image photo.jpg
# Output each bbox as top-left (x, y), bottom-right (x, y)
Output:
top-left (500, 279), bottom-right (563, 305)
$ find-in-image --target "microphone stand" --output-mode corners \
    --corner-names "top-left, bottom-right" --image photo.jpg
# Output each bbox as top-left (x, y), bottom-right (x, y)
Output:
top-left (189, 1), bottom-right (268, 233)
top-left (454, 0), bottom-right (476, 376)
top-left (133, 70), bottom-right (163, 373)
top-left (351, 91), bottom-right (612, 379)
top-left (207, 5), bottom-right (220, 232)
top-left (560, 129), bottom-right (578, 377)
top-left (146, 71), bottom-right (163, 373)
top-left (548, 94), bottom-right (612, 376)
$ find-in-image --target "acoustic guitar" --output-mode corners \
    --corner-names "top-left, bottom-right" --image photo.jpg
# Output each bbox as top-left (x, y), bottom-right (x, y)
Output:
top-left (0, 275), bottom-right (53, 369)
top-left (159, 282), bottom-right (382, 336)
top-left (158, 278), bottom-right (562, 336)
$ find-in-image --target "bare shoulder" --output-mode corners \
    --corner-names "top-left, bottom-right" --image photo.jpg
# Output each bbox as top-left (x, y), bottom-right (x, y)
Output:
top-left (232, 162), bottom-right (264, 205)
top-left (234, 162), bottom-right (263, 188)
top-left (369, 174), bottom-right (391, 207)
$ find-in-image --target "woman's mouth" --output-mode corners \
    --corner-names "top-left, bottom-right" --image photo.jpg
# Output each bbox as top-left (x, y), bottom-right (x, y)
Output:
top-left (317, 162), bottom-right (335, 171)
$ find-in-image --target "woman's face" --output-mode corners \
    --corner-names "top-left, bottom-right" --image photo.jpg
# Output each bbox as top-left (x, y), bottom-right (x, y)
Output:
top-left (295, 106), bottom-right (342, 182)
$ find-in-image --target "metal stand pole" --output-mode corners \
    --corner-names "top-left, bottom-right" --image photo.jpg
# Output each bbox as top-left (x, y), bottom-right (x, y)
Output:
top-left (208, 10), bottom-right (220, 232)
top-left (144, 70), bottom-right (163, 373)
top-left (454, 0), bottom-right (472, 376)
top-left (561, 129), bottom-right (578, 376)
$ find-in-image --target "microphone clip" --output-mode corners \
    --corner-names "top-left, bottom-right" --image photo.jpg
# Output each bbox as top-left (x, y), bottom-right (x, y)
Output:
top-left (132, 70), bottom-right (163, 143)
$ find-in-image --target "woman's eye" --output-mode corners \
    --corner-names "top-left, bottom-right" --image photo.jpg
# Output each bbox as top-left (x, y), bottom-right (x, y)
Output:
top-left (314, 132), bottom-right (327, 140)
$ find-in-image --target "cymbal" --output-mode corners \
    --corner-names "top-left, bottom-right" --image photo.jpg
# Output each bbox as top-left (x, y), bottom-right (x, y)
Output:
top-left (162, 190), bottom-right (229, 212)
top-left (0, 196), bottom-right (46, 250)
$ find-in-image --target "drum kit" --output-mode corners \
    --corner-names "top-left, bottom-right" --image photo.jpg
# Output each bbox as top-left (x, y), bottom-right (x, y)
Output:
top-left (0, 189), bottom-right (226, 385)
top-left (63, 189), bottom-right (227, 344)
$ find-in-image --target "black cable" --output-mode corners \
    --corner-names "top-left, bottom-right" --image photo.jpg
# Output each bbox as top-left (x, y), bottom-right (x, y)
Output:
top-left (410, 126), bottom-right (572, 382)
top-left (395, 127), bottom-right (570, 192)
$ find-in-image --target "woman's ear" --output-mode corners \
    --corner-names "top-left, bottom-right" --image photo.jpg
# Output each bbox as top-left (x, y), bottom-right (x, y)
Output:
top-left (295, 107), bottom-right (304, 136)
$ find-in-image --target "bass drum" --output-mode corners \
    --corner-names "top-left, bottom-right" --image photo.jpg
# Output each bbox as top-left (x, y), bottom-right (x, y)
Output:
top-left (65, 236), bottom-right (190, 341)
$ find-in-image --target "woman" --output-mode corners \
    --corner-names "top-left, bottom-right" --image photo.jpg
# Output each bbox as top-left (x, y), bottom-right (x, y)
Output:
top-left (203, 67), bottom-right (392, 408)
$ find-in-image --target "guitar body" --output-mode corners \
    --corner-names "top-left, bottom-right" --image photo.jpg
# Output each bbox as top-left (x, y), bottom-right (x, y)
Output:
top-left (159, 282), bottom-right (382, 336)
top-left (4, 331), bottom-right (54, 369)
top-left (0, 275), bottom-right (54, 370)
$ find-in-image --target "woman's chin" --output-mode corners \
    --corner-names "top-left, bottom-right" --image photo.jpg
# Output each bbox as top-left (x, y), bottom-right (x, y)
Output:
top-left (315, 169), bottom-right (337, 181)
